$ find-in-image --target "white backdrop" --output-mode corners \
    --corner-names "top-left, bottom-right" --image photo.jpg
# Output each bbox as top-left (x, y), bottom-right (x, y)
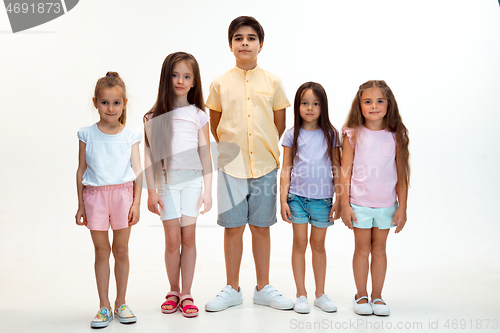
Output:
top-left (1, 1), bottom-right (499, 332)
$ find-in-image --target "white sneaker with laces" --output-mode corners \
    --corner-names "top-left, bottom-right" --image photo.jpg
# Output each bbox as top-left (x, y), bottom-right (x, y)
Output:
top-left (314, 294), bottom-right (337, 312)
top-left (293, 296), bottom-right (310, 314)
top-left (253, 284), bottom-right (294, 310)
top-left (205, 285), bottom-right (243, 312)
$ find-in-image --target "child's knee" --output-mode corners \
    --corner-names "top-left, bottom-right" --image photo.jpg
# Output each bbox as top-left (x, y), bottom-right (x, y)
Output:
top-left (112, 244), bottom-right (129, 260)
top-left (370, 243), bottom-right (387, 257)
top-left (94, 245), bottom-right (111, 259)
top-left (293, 238), bottom-right (308, 252)
top-left (310, 239), bottom-right (325, 253)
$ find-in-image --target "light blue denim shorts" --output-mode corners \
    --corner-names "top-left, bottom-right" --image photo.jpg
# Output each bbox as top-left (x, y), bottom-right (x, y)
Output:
top-left (217, 168), bottom-right (277, 228)
top-left (351, 202), bottom-right (398, 229)
top-left (286, 193), bottom-right (334, 228)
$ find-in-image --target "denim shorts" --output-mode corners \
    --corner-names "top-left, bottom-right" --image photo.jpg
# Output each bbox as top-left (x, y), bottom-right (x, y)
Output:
top-left (217, 168), bottom-right (277, 228)
top-left (286, 193), bottom-right (334, 228)
top-left (158, 169), bottom-right (203, 221)
top-left (351, 202), bottom-right (398, 229)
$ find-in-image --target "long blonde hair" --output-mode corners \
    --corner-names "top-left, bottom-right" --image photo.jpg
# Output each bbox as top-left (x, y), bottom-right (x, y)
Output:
top-left (344, 80), bottom-right (410, 188)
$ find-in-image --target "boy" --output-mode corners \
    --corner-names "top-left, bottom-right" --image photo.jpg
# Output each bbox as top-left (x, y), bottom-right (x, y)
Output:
top-left (205, 16), bottom-right (293, 312)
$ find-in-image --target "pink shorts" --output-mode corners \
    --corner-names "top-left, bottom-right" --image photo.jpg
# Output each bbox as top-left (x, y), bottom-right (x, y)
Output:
top-left (83, 182), bottom-right (134, 231)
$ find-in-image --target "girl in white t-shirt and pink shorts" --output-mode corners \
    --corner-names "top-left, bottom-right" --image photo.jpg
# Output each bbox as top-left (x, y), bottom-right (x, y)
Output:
top-left (76, 72), bottom-right (142, 328)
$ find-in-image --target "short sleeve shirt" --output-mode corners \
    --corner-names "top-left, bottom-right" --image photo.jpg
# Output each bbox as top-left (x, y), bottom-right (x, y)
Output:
top-left (78, 124), bottom-right (142, 186)
top-left (282, 127), bottom-right (339, 199)
top-left (206, 65), bottom-right (290, 178)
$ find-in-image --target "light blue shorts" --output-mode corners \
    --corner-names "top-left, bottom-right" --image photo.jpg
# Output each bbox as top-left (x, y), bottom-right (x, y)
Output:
top-left (217, 168), bottom-right (277, 228)
top-left (286, 193), bottom-right (333, 228)
top-left (351, 202), bottom-right (398, 229)
top-left (159, 169), bottom-right (203, 221)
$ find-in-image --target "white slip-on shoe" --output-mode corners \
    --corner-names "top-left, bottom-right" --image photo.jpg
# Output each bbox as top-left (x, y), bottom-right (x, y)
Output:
top-left (114, 304), bottom-right (137, 324)
top-left (253, 285), bottom-right (294, 310)
top-left (205, 285), bottom-right (243, 312)
top-left (371, 298), bottom-right (390, 316)
top-left (353, 295), bottom-right (373, 315)
top-left (293, 296), bottom-right (310, 314)
top-left (314, 294), bottom-right (337, 312)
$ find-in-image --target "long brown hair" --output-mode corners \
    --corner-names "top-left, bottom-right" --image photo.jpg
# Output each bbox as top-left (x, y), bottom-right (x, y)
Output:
top-left (344, 80), bottom-right (410, 188)
top-left (144, 52), bottom-right (204, 186)
top-left (291, 82), bottom-right (339, 168)
top-left (94, 71), bottom-right (127, 125)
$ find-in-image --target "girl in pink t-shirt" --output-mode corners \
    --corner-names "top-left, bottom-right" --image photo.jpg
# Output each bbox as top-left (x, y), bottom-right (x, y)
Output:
top-left (143, 52), bottom-right (212, 318)
top-left (340, 80), bottom-right (410, 316)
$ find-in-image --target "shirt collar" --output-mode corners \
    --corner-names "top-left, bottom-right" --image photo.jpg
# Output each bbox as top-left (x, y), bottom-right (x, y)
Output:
top-left (233, 65), bottom-right (259, 77)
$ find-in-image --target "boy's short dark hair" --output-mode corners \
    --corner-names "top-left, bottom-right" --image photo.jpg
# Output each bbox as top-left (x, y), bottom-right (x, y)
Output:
top-left (228, 16), bottom-right (265, 45)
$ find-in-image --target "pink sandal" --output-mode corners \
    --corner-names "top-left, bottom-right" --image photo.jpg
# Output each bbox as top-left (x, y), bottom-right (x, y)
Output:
top-left (180, 294), bottom-right (199, 318)
top-left (161, 291), bottom-right (180, 314)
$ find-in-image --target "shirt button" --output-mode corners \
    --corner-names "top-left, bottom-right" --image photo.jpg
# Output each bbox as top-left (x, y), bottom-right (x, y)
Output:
top-left (250, 151), bottom-right (253, 154)
top-left (248, 114), bottom-right (251, 117)
top-left (249, 133), bottom-right (252, 136)
top-left (246, 80), bottom-right (249, 83)
top-left (247, 97), bottom-right (250, 100)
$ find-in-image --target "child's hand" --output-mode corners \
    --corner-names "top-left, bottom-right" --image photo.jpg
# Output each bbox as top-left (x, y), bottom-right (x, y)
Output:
top-left (341, 205), bottom-right (357, 230)
top-left (128, 203), bottom-right (140, 226)
top-left (330, 197), bottom-right (341, 221)
top-left (147, 191), bottom-right (164, 216)
top-left (75, 206), bottom-right (87, 226)
top-left (393, 206), bottom-right (407, 233)
top-left (280, 202), bottom-right (292, 224)
top-left (198, 192), bottom-right (212, 215)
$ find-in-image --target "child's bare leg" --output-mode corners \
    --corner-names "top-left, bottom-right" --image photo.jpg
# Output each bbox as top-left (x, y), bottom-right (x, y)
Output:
top-left (310, 225), bottom-right (328, 298)
top-left (352, 228), bottom-right (372, 303)
top-left (163, 218), bottom-right (182, 309)
top-left (180, 216), bottom-right (197, 313)
top-left (370, 227), bottom-right (390, 304)
top-left (90, 230), bottom-right (112, 310)
top-left (224, 225), bottom-right (245, 290)
top-left (291, 223), bottom-right (308, 297)
top-left (112, 226), bottom-right (131, 307)
top-left (249, 225), bottom-right (270, 290)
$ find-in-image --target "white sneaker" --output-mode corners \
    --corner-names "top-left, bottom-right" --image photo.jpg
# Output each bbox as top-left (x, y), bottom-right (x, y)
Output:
top-left (353, 295), bottom-right (373, 315)
top-left (293, 296), bottom-right (310, 314)
top-left (314, 294), bottom-right (337, 312)
top-left (253, 285), bottom-right (294, 310)
top-left (90, 307), bottom-right (113, 328)
top-left (205, 285), bottom-right (243, 312)
top-left (371, 298), bottom-right (390, 316)
top-left (114, 304), bottom-right (137, 324)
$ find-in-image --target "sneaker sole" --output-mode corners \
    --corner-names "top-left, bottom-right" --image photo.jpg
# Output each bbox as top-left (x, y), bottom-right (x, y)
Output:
top-left (314, 303), bottom-right (337, 313)
top-left (294, 307), bottom-right (310, 314)
top-left (253, 298), bottom-right (294, 310)
top-left (91, 318), bottom-right (112, 328)
top-left (205, 299), bottom-right (243, 312)
top-left (115, 315), bottom-right (137, 324)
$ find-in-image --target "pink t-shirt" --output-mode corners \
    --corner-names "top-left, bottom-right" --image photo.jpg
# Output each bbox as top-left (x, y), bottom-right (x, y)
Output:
top-left (343, 126), bottom-right (397, 208)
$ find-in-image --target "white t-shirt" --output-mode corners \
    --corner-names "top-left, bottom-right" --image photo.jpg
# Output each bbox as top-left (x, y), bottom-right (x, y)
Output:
top-left (145, 105), bottom-right (209, 170)
top-left (78, 123), bottom-right (142, 186)
top-left (170, 105), bottom-right (209, 169)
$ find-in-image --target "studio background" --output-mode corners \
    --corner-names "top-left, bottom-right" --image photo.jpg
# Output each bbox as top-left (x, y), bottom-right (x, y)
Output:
top-left (1, 1), bottom-right (499, 332)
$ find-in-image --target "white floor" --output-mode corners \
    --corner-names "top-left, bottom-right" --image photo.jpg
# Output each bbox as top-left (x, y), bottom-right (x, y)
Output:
top-left (1, 177), bottom-right (499, 333)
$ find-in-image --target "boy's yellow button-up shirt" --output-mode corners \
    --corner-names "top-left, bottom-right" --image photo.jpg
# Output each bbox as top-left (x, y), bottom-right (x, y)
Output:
top-left (206, 66), bottom-right (290, 179)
